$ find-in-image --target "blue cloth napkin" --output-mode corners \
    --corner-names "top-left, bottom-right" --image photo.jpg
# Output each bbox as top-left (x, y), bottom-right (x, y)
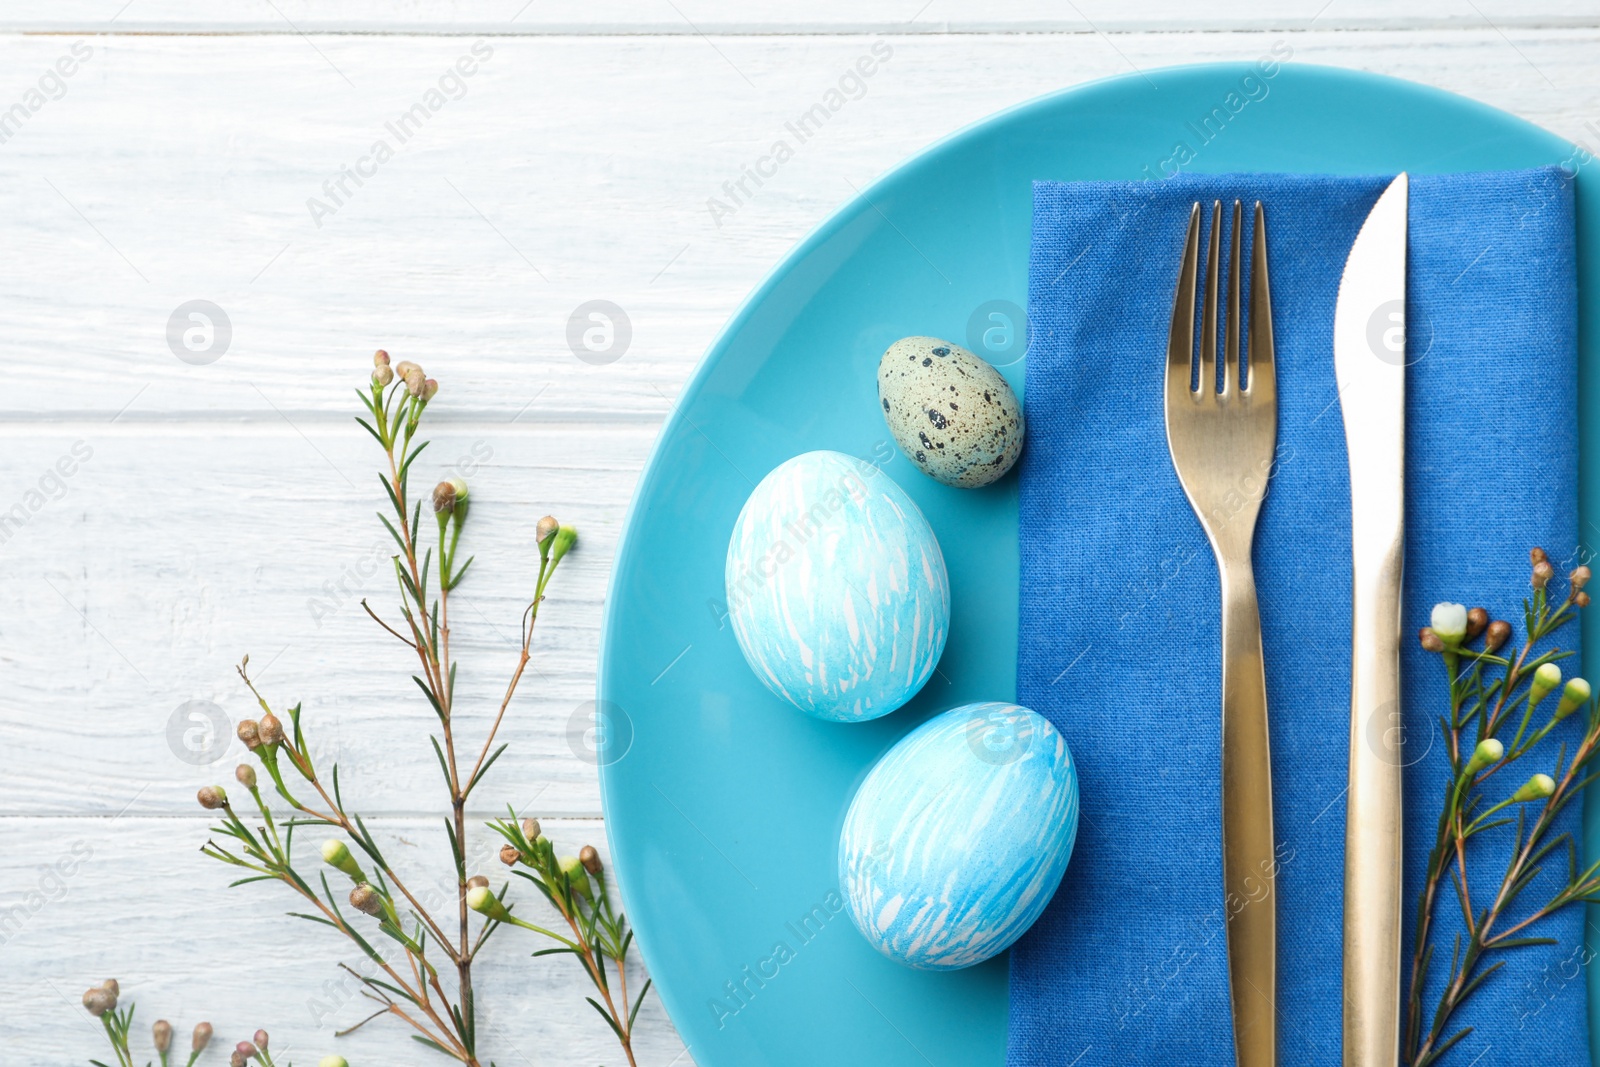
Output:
top-left (1011, 168), bottom-right (1581, 1066)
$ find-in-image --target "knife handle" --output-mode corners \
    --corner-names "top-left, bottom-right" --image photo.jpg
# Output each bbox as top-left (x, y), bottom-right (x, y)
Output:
top-left (1343, 545), bottom-right (1404, 1067)
top-left (1221, 561), bottom-right (1276, 1067)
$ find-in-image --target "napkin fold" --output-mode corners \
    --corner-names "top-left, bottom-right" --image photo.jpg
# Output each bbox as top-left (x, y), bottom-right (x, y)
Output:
top-left (1011, 169), bottom-right (1581, 1066)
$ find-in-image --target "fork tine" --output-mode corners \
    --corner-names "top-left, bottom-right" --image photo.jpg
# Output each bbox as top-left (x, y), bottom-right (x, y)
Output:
top-left (1222, 200), bottom-right (1241, 397)
top-left (1166, 203), bottom-right (1201, 397)
top-left (1199, 200), bottom-right (1221, 395)
top-left (1246, 201), bottom-right (1275, 402)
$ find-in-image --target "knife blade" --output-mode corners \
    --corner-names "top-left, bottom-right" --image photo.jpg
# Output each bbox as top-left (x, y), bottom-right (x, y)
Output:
top-left (1333, 172), bottom-right (1408, 1067)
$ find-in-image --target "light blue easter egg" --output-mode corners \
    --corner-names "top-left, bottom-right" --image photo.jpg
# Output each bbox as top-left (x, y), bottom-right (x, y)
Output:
top-left (725, 450), bottom-right (950, 722)
top-left (839, 702), bottom-right (1079, 970)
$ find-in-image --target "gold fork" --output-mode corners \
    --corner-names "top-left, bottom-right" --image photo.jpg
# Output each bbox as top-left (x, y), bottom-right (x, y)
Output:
top-left (1163, 199), bottom-right (1279, 1067)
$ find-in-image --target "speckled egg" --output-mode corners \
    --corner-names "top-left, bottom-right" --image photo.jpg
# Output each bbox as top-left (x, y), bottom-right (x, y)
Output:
top-left (877, 336), bottom-right (1024, 488)
top-left (839, 702), bottom-right (1078, 970)
top-left (725, 450), bottom-right (950, 722)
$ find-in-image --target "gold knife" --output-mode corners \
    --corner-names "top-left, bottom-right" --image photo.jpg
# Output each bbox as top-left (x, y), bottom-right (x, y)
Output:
top-left (1332, 173), bottom-right (1409, 1067)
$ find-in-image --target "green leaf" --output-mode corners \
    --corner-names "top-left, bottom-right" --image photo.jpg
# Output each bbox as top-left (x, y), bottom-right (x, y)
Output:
top-left (586, 996), bottom-right (625, 1040)
top-left (1423, 1025), bottom-right (1473, 1066)
top-left (378, 471), bottom-right (404, 517)
top-left (353, 814), bottom-right (389, 868)
top-left (430, 735), bottom-right (452, 788)
top-left (629, 978), bottom-right (653, 1030)
top-left (412, 675), bottom-right (445, 720)
top-left (1456, 959), bottom-right (1506, 1002)
top-left (410, 1035), bottom-right (454, 1055)
top-left (378, 512), bottom-right (407, 555)
top-left (355, 416), bottom-right (385, 447)
top-left (400, 440), bottom-right (430, 477)
top-left (468, 744), bottom-right (509, 795)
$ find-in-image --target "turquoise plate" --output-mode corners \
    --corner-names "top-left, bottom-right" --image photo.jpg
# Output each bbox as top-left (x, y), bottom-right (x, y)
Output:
top-left (598, 63), bottom-right (1599, 1065)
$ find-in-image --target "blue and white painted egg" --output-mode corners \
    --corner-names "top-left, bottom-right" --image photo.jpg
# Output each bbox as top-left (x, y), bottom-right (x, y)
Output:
top-left (839, 702), bottom-right (1079, 970)
top-left (725, 450), bottom-right (950, 723)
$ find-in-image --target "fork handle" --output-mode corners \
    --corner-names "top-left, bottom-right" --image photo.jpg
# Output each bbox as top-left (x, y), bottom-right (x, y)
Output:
top-left (1220, 561), bottom-right (1276, 1067)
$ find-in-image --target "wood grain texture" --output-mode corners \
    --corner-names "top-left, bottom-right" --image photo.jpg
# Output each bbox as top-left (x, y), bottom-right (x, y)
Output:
top-left (5, 8), bottom-right (1600, 1064)
top-left (3, 0), bottom-right (1600, 34)
top-left (0, 816), bottom-right (690, 1066)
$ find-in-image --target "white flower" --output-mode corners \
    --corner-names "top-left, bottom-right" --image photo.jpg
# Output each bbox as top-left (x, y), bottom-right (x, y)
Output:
top-left (1431, 602), bottom-right (1468, 645)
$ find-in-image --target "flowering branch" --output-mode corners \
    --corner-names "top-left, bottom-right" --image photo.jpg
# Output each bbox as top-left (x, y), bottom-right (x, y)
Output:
top-left (193, 353), bottom-right (597, 1067)
top-left (81, 979), bottom-right (310, 1067)
top-left (476, 815), bottom-right (647, 1067)
top-left (1404, 550), bottom-right (1599, 1066)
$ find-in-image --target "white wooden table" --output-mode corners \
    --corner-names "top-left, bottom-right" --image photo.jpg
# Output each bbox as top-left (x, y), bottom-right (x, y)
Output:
top-left (3, 3), bottom-right (1597, 1063)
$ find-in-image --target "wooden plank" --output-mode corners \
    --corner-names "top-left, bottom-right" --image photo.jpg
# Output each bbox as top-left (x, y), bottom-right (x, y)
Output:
top-left (1, 0), bottom-right (1598, 34)
top-left (0, 815), bottom-right (691, 1065)
top-left (0, 422), bottom-right (653, 817)
top-left (1, 29), bottom-right (1599, 425)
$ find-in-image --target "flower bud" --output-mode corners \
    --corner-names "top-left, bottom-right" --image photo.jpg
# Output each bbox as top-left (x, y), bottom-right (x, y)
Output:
top-left (1466, 607), bottom-right (1489, 639)
top-left (321, 839), bottom-right (365, 881)
top-left (374, 349), bottom-right (391, 368)
top-left (521, 817), bottom-right (541, 841)
top-left (1485, 620), bottom-right (1512, 653)
top-left (559, 855), bottom-right (591, 896)
top-left (1418, 627), bottom-right (1445, 653)
top-left (231, 1052), bottom-right (247, 1067)
top-left (236, 1040), bottom-right (258, 1060)
top-left (1531, 662), bottom-right (1562, 707)
top-left (405, 367), bottom-right (426, 397)
top-left (550, 524), bottom-right (578, 566)
top-left (1579, 592), bottom-right (1593, 608)
top-left (254, 1030), bottom-right (269, 1051)
top-left (1555, 677), bottom-right (1592, 723)
top-left (580, 845), bottom-right (603, 876)
top-left (499, 844), bottom-right (521, 866)
top-left (1511, 773), bottom-right (1557, 803)
top-left (320, 1058), bottom-right (350, 1067)
top-left (350, 883), bottom-right (383, 916)
top-left (466, 874), bottom-right (490, 890)
top-left (394, 360), bottom-right (419, 378)
top-left (1532, 547), bottom-right (1549, 565)
top-left (193, 1022), bottom-right (213, 1053)
top-left (1430, 603), bottom-right (1468, 646)
top-left (423, 378), bottom-right (439, 402)
top-left (1572, 565), bottom-right (1592, 592)
top-left (101, 979), bottom-right (119, 998)
top-left (82, 986), bottom-right (115, 1016)
top-left (467, 884), bottom-right (513, 922)
top-left (535, 515), bottom-right (559, 548)
top-left (258, 713), bottom-right (285, 746)
top-left (197, 785), bottom-right (228, 810)
top-left (1464, 738), bottom-right (1504, 776)
top-left (154, 1019), bottom-right (173, 1053)
top-left (237, 718), bottom-right (262, 750)
top-left (235, 763), bottom-right (257, 789)
top-left (372, 365), bottom-right (393, 388)
top-left (1534, 560), bottom-right (1555, 589)
top-left (432, 480), bottom-right (456, 515)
